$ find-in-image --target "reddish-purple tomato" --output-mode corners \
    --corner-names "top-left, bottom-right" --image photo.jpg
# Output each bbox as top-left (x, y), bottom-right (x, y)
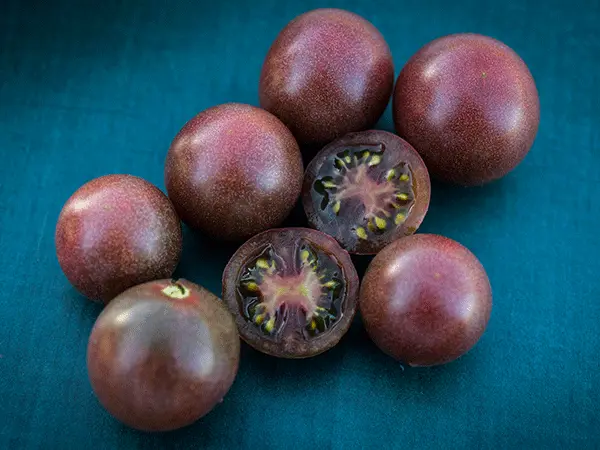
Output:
top-left (259, 8), bottom-right (394, 146)
top-left (164, 103), bottom-right (304, 241)
top-left (360, 234), bottom-right (492, 367)
top-left (55, 174), bottom-right (182, 303)
top-left (303, 130), bottom-right (431, 255)
top-left (222, 228), bottom-right (359, 359)
top-left (393, 33), bottom-right (540, 185)
top-left (87, 279), bottom-right (240, 432)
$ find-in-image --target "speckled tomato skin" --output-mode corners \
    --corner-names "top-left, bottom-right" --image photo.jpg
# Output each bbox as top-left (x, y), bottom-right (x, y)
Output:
top-left (359, 234), bottom-right (492, 367)
top-left (259, 8), bottom-right (394, 146)
top-left (87, 279), bottom-right (240, 432)
top-left (55, 174), bottom-right (182, 303)
top-left (164, 103), bottom-right (304, 241)
top-left (393, 33), bottom-right (540, 186)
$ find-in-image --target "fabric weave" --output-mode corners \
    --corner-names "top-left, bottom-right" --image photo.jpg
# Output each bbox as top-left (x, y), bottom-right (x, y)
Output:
top-left (0, 0), bottom-right (598, 448)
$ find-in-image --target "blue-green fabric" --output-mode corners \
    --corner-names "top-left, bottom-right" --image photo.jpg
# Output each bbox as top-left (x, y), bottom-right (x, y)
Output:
top-left (1, 0), bottom-right (598, 448)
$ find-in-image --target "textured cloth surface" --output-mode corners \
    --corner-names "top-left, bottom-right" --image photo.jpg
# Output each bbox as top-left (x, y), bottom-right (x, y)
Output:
top-left (0, 0), bottom-right (598, 448)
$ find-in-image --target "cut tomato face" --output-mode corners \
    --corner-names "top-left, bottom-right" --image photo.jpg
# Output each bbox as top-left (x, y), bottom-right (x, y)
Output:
top-left (302, 130), bottom-right (431, 255)
top-left (222, 228), bottom-right (359, 359)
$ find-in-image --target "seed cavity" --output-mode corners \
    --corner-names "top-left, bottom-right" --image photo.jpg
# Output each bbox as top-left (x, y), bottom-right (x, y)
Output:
top-left (264, 316), bottom-right (276, 333)
top-left (332, 201), bottom-right (341, 214)
top-left (312, 143), bottom-right (416, 242)
top-left (355, 227), bottom-right (368, 240)
top-left (367, 155), bottom-right (381, 167)
top-left (323, 280), bottom-right (337, 289)
top-left (236, 241), bottom-right (344, 339)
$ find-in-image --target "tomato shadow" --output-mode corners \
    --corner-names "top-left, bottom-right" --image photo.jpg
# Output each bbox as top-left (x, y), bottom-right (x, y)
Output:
top-left (279, 197), bottom-right (309, 229)
top-left (374, 104), bottom-right (396, 134)
top-left (171, 225), bottom-right (242, 296)
top-left (352, 327), bottom-right (489, 406)
top-left (298, 106), bottom-right (396, 167)
top-left (300, 144), bottom-right (322, 167)
top-left (350, 254), bottom-right (373, 279)
top-left (241, 309), bottom-right (476, 382)
top-left (239, 327), bottom-right (353, 379)
top-left (416, 176), bottom-right (513, 239)
top-left (60, 285), bottom-right (105, 325)
top-left (237, 314), bottom-right (372, 389)
top-left (110, 397), bottom-right (239, 446)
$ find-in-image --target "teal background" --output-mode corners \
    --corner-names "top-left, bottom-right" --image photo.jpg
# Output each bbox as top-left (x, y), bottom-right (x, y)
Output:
top-left (1, 0), bottom-right (598, 448)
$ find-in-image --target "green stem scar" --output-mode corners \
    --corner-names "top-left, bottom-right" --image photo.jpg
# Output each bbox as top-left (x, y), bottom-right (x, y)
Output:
top-left (162, 282), bottom-right (190, 299)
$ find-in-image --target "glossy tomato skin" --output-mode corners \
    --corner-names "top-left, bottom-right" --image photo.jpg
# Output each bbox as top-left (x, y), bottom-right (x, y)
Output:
top-left (87, 279), bottom-right (240, 432)
top-left (393, 33), bottom-right (540, 186)
top-left (55, 174), bottom-right (182, 303)
top-left (259, 8), bottom-right (394, 146)
top-left (360, 234), bottom-right (492, 367)
top-left (303, 130), bottom-right (430, 255)
top-left (165, 103), bottom-right (303, 241)
top-left (222, 228), bottom-right (359, 359)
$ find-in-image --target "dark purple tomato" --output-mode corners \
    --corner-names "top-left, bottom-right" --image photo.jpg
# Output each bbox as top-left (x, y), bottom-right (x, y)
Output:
top-left (222, 228), bottom-right (359, 358)
top-left (87, 279), bottom-right (240, 432)
top-left (164, 103), bottom-right (304, 241)
top-left (259, 8), bottom-right (394, 146)
top-left (360, 234), bottom-right (492, 367)
top-left (303, 130), bottom-right (431, 255)
top-left (393, 33), bottom-right (540, 185)
top-left (55, 174), bottom-right (182, 303)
